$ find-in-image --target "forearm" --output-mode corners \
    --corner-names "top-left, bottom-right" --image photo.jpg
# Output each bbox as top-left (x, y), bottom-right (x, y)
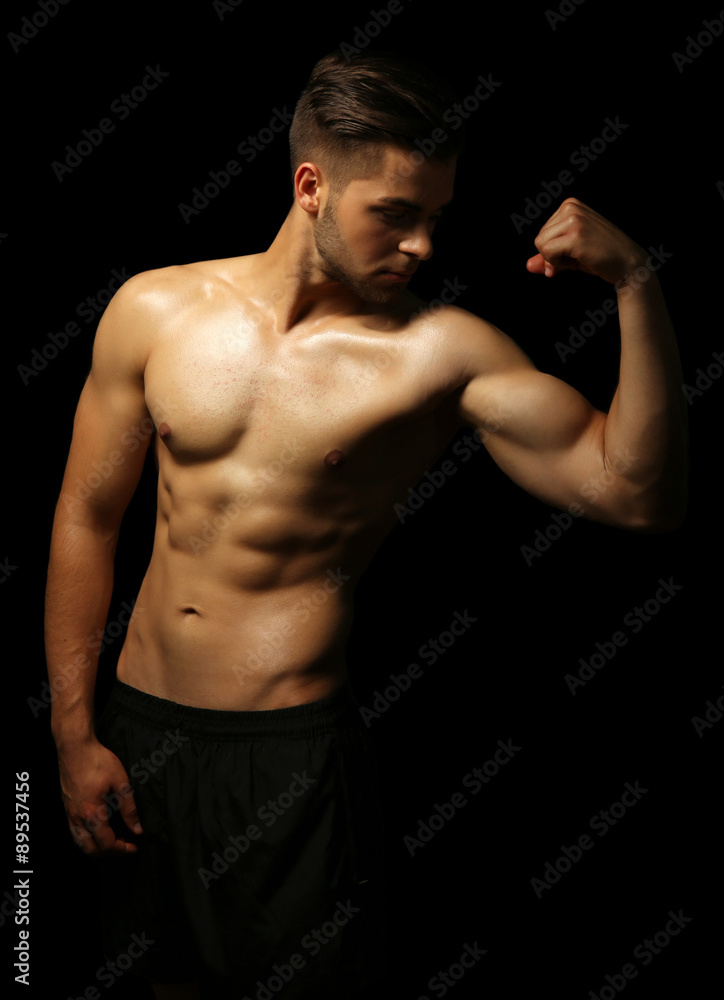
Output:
top-left (602, 271), bottom-right (688, 528)
top-left (44, 510), bottom-right (117, 748)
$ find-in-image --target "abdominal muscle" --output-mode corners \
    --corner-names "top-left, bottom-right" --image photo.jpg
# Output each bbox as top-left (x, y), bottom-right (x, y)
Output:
top-left (114, 490), bottom-right (371, 711)
top-left (116, 557), bottom-right (356, 711)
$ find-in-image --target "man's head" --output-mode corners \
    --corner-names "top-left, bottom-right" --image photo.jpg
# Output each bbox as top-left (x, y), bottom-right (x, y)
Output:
top-left (289, 49), bottom-right (466, 199)
top-left (288, 50), bottom-right (466, 304)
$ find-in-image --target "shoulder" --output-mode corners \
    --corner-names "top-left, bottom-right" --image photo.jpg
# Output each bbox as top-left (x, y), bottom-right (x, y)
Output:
top-left (97, 255), bottom-right (254, 346)
top-left (88, 261), bottom-right (205, 378)
top-left (110, 257), bottom-right (242, 315)
top-left (408, 302), bottom-right (536, 381)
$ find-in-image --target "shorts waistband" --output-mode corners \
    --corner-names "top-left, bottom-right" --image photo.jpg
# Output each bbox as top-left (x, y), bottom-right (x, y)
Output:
top-left (103, 677), bottom-right (362, 740)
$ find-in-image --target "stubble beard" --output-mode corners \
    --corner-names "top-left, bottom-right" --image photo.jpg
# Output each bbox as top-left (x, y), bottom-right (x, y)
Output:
top-left (313, 198), bottom-right (397, 306)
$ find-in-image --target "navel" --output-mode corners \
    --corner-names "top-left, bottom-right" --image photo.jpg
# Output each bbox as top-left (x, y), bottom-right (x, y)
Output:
top-left (324, 449), bottom-right (345, 468)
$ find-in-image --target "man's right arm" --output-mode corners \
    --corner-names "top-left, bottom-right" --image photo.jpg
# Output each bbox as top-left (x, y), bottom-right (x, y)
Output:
top-left (45, 271), bottom-right (156, 854)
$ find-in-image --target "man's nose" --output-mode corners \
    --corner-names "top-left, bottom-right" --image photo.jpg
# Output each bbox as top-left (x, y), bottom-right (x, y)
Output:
top-left (398, 225), bottom-right (434, 261)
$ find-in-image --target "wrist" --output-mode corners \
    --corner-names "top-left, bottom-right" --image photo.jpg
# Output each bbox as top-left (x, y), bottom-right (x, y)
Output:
top-left (615, 259), bottom-right (662, 299)
top-left (51, 713), bottom-right (97, 751)
top-left (611, 244), bottom-right (649, 286)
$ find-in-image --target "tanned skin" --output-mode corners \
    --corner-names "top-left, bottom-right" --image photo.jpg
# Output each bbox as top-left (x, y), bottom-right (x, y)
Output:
top-left (45, 145), bottom-right (687, 997)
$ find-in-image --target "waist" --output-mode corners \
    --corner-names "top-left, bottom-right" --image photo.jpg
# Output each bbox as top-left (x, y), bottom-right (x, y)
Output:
top-left (102, 675), bottom-right (362, 740)
top-left (115, 568), bottom-right (355, 709)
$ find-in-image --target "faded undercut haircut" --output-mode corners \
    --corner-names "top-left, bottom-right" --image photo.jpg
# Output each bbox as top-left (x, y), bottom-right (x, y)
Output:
top-left (289, 49), bottom-right (466, 196)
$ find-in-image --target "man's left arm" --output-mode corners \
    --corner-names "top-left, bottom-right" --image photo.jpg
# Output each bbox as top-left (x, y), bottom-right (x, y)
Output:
top-left (457, 197), bottom-right (688, 531)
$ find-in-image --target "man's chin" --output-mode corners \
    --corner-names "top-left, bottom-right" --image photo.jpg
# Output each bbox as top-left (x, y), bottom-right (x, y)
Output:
top-left (322, 267), bottom-right (406, 307)
top-left (355, 276), bottom-right (409, 306)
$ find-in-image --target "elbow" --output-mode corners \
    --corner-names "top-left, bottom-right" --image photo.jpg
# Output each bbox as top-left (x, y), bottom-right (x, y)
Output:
top-left (624, 495), bottom-right (688, 534)
top-left (613, 476), bottom-right (688, 533)
top-left (627, 513), bottom-right (685, 534)
top-left (53, 495), bottom-right (123, 548)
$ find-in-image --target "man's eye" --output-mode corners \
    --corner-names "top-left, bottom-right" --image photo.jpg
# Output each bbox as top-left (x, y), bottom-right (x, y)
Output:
top-left (377, 210), bottom-right (445, 227)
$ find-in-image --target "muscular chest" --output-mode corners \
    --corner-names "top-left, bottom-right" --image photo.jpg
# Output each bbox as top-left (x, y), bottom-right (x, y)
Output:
top-left (143, 314), bottom-right (460, 477)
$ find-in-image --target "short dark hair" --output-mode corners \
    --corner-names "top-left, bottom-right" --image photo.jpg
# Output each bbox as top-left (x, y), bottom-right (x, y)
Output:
top-left (289, 49), bottom-right (466, 193)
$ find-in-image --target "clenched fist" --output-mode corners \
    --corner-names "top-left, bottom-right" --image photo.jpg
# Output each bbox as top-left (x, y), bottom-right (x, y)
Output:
top-left (526, 197), bottom-right (648, 284)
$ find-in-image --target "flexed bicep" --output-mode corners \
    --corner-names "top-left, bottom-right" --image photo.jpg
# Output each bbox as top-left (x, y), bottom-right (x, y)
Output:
top-left (461, 367), bottom-right (614, 518)
top-left (453, 313), bottom-right (643, 529)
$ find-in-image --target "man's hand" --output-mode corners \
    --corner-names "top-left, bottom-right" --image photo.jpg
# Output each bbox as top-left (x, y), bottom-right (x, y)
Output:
top-left (57, 738), bottom-right (143, 855)
top-left (526, 197), bottom-right (647, 284)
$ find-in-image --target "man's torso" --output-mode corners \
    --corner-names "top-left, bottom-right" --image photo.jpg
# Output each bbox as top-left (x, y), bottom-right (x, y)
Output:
top-left (116, 254), bottom-right (476, 709)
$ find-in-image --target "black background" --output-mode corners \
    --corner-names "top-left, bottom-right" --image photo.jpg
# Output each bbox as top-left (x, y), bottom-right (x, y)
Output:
top-left (4, 0), bottom-right (722, 996)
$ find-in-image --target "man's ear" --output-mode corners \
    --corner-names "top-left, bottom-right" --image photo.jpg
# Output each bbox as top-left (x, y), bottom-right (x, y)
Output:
top-left (294, 162), bottom-right (324, 215)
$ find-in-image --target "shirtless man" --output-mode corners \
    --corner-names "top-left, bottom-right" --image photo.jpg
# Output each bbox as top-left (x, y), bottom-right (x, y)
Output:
top-left (45, 50), bottom-right (687, 999)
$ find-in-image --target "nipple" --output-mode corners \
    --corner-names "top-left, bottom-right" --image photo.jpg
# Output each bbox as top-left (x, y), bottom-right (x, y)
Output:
top-left (158, 421), bottom-right (172, 439)
top-left (324, 449), bottom-right (345, 468)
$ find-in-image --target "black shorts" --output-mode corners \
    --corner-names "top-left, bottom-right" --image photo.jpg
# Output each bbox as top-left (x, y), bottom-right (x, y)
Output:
top-left (94, 677), bottom-right (387, 998)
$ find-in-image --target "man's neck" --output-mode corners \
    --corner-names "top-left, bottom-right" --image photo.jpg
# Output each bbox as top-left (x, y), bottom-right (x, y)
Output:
top-left (250, 206), bottom-right (364, 334)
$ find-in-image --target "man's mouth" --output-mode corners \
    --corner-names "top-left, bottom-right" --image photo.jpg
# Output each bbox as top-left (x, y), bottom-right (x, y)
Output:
top-left (378, 268), bottom-right (417, 281)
